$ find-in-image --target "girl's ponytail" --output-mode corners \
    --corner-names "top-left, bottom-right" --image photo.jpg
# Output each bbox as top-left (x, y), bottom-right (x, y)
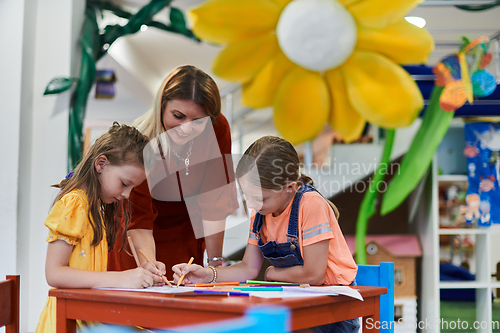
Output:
top-left (51, 172), bottom-right (74, 189)
top-left (297, 173), bottom-right (314, 187)
top-left (297, 173), bottom-right (339, 219)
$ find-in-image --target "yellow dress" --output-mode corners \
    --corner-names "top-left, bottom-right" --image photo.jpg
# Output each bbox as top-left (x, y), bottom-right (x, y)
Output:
top-left (36, 189), bottom-right (108, 333)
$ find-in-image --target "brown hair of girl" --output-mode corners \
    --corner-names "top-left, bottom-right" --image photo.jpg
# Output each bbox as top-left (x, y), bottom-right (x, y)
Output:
top-left (236, 136), bottom-right (339, 219)
top-left (134, 65), bottom-right (221, 140)
top-left (52, 122), bottom-right (150, 249)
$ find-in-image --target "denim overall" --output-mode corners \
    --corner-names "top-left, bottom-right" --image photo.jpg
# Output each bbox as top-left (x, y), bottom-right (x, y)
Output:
top-left (252, 185), bottom-right (360, 333)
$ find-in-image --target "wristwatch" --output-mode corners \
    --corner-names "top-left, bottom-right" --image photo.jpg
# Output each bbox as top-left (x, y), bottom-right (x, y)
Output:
top-left (207, 257), bottom-right (224, 263)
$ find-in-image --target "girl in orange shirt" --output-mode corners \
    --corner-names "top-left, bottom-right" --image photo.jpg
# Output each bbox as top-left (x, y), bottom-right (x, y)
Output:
top-left (173, 136), bottom-right (359, 333)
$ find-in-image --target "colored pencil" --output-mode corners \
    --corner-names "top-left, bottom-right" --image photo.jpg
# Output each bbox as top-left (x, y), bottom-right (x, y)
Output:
top-left (186, 281), bottom-right (241, 287)
top-left (138, 250), bottom-right (173, 287)
top-left (246, 280), bottom-right (297, 285)
top-left (177, 257), bottom-right (194, 287)
top-left (127, 237), bottom-right (140, 267)
top-left (174, 290), bottom-right (249, 297)
top-left (194, 290), bottom-right (249, 296)
top-left (233, 287), bottom-right (283, 291)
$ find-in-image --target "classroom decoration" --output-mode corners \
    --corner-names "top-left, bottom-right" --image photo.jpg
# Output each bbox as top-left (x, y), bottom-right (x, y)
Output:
top-left (433, 37), bottom-right (495, 112)
top-left (356, 36), bottom-right (497, 264)
top-left (463, 120), bottom-right (500, 226)
top-left (188, 0), bottom-right (434, 144)
top-left (43, 0), bottom-right (199, 170)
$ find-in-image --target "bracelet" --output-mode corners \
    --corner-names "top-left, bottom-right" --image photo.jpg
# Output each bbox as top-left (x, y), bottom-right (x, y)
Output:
top-left (207, 265), bottom-right (217, 283)
top-left (207, 257), bottom-right (224, 263)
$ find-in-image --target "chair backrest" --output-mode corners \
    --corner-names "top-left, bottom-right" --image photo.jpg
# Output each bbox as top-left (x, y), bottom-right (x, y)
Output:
top-left (356, 262), bottom-right (394, 333)
top-left (0, 275), bottom-right (20, 333)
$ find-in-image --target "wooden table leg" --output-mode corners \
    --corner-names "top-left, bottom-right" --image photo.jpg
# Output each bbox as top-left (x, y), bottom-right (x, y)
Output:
top-left (56, 298), bottom-right (76, 333)
top-left (363, 296), bottom-right (381, 333)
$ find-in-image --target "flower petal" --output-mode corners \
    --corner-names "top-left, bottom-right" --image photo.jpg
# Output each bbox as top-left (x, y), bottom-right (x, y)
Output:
top-left (187, 0), bottom-right (281, 44)
top-left (341, 50), bottom-right (423, 128)
top-left (242, 50), bottom-right (295, 108)
top-left (347, 0), bottom-right (422, 29)
top-left (212, 34), bottom-right (279, 83)
top-left (357, 19), bottom-right (434, 64)
top-left (274, 67), bottom-right (330, 145)
top-left (325, 69), bottom-right (365, 142)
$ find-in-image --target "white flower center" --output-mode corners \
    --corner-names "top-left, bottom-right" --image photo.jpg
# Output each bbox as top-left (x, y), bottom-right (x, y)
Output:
top-left (276, 0), bottom-right (357, 71)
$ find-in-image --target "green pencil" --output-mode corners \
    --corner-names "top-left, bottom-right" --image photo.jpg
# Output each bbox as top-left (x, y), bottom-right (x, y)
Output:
top-left (246, 280), bottom-right (297, 285)
top-left (234, 287), bottom-right (283, 291)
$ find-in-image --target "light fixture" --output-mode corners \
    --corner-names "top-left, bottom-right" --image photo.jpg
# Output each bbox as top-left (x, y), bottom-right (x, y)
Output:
top-left (405, 16), bottom-right (426, 28)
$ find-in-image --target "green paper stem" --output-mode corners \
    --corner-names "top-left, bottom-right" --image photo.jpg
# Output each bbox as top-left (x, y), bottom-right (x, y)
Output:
top-left (380, 86), bottom-right (454, 215)
top-left (355, 129), bottom-right (395, 264)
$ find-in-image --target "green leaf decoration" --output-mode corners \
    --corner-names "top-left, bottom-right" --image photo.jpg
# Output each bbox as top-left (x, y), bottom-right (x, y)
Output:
top-left (355, 129), bottom-right (395, 265)
top-left (43, 77), bottom-right (77, 95)
top-left (170, 7), bottom-right (187, 33)
top-left (380, 86), bottom-right (454, 215)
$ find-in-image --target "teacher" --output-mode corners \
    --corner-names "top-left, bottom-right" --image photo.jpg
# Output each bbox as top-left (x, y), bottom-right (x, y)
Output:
top-left (108, 65), bottom-right (238, 279)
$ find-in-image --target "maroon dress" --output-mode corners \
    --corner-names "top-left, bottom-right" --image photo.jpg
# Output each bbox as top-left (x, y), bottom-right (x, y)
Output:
top-left (108, 115), bottom-right (238, 279)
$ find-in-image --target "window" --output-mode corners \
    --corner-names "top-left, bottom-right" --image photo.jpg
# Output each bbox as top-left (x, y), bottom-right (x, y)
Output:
top-left (395, 269), bottom-right (403, 285)
top-left (394, 304), bottom-right (404, 322)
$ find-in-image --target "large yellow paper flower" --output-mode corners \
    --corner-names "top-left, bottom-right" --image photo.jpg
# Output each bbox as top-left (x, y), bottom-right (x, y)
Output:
top-left (188, 0), bottom-right (434, 144)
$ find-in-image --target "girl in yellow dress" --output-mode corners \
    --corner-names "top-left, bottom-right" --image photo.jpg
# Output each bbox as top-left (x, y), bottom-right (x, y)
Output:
top-left (36, 123), bottom-right (165, 333)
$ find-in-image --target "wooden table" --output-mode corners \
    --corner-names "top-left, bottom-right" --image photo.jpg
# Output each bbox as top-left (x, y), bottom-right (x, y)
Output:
top-left (50, 286), bottom-right (386, 332)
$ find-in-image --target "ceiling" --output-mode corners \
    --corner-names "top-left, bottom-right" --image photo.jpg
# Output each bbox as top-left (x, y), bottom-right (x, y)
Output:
top-left (85, 0), bottom-right (500, 127)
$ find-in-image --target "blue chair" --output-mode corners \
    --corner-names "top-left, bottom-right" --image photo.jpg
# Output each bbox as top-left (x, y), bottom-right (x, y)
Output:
top-left (87, 306), bottom-right (290, 333)
top-left (356, 262), bottom-right (395, 333)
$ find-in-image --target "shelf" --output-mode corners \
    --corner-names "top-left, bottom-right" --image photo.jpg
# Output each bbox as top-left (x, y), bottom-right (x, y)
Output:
top-left (439, 228), bottom-right (490, 235)
top-left (439, 281), bottom-right (490, 289)
top-left (437, 174), bottom-right (468, 182)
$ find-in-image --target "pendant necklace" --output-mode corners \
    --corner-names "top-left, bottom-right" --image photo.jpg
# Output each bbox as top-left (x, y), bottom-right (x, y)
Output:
top-left (172, 140), bottom-right (193, 175)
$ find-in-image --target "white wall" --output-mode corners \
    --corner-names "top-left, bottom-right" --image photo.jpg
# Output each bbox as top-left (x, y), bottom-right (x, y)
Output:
top-left (0, 0), bottom-right (24, 285)
top-left (0, 1), bottom-right (83, 332)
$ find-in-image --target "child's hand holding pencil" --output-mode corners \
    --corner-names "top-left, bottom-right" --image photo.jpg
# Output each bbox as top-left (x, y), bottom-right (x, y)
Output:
top-left (127, 237), bottom-right (169, 287)
top-left (172, 260), bottom-right (211, 286)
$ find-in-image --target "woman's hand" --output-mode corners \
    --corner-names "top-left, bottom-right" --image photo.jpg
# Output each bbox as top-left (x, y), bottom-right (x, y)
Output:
top-left (119, 267), bottom-right (155, 289)
top-left (172, 263), bottom-right (212, 285)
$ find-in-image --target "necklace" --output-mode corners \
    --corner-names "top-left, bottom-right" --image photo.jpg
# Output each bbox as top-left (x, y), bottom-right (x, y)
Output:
top-left (172, 140), bottom-right (193, 175)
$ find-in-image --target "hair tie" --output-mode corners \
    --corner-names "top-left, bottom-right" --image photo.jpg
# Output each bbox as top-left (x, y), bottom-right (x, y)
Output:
top-left (65, 172), bottom-right (74, 179)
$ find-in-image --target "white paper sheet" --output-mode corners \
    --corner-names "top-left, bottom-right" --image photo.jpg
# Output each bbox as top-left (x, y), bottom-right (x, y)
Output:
top-left (98, 285), bottom-right (196, 293)
top-left (97, 285), bottom-right (363, 301)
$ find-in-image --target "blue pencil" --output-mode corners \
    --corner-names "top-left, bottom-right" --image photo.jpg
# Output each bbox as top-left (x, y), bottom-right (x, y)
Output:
top-left (193, 290), bottom-right (250, 296)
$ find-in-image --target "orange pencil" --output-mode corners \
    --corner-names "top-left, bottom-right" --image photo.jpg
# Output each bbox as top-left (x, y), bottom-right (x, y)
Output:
top-left (139, 250), bottom-right (173, 287)
top-left (127, 237), bottom-right (140, 267)
top-left (177, 257), bottom-right (194, 287)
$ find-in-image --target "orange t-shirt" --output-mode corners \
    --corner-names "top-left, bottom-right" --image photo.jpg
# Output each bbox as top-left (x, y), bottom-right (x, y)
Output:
top-left (248, 190), bottom-right (357, 285)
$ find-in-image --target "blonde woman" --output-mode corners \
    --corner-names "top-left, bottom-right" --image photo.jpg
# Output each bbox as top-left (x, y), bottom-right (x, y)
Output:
top-left (108, 65), bottom-right (238, 279)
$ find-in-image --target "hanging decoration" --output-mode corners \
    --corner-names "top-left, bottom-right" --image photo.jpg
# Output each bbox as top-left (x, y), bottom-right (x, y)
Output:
top-left (43, 0), bottom-right (199, 170)
top-left (188, 0), bottom-right (434, 144)
top-left (463, 120), bottom-right (500, 227)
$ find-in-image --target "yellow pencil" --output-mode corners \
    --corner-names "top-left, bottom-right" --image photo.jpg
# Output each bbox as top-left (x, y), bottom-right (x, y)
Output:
top-left (177, 257), bottom-right (194, 287)
top-left (139, 249), bottom-right (173, 287)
